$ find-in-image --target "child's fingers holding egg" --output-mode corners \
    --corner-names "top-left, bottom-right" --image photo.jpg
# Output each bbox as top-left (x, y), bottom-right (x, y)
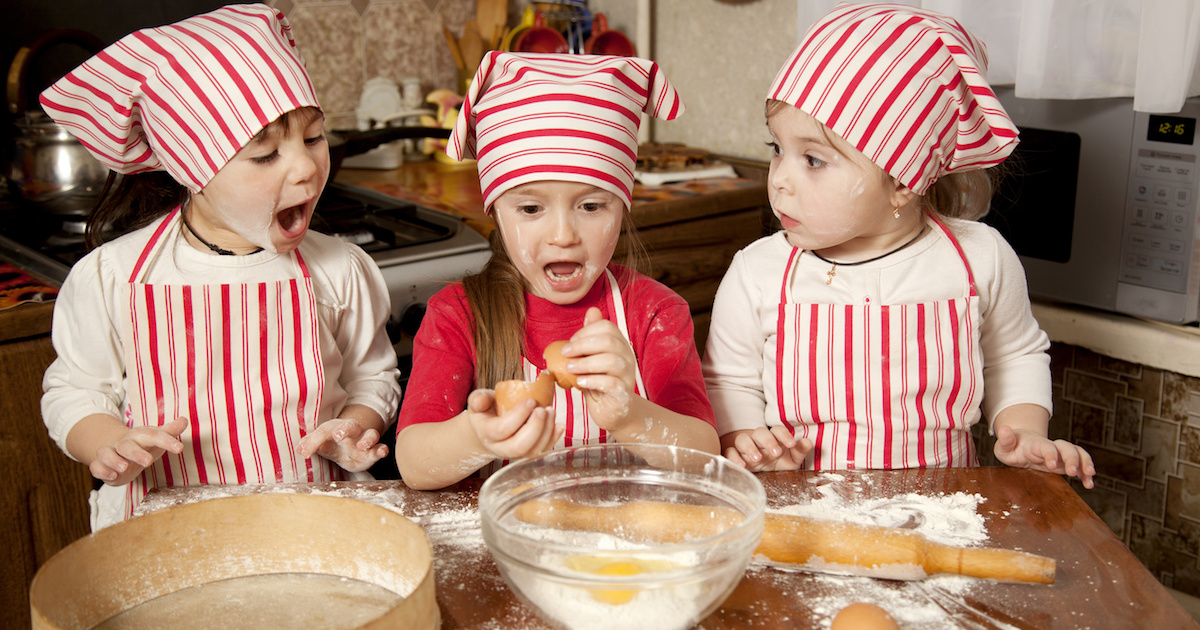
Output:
top-left (547, 333), bottom-right (636, 392)
top-left (489, 406), bottom-right (559, 459)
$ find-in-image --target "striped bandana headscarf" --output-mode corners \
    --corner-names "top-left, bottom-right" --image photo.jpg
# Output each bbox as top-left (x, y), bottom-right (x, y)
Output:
top-left (447, 51), bottom-right (684, 211)
top-left (40, 4), bottom-right (320, 193)
top-left (767, 3), bottom-right (1018, 195)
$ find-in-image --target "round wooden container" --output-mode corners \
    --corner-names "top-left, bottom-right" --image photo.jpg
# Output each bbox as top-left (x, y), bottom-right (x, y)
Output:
top-left (29, 493), bottom-right (438, 629)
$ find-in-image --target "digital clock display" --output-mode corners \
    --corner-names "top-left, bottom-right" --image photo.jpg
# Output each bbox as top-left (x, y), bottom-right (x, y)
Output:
top-left (1147, 114), bottom-right (1195, 145)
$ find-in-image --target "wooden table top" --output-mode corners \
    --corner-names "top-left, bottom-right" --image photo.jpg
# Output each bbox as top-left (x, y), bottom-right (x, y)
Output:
top-left (141, 466), bottom-right (1194, 629)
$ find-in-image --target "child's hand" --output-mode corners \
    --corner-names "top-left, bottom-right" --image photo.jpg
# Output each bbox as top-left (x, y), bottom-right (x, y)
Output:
top-left (91, 416), bottom-right (188, 486)
top-left (993, 424), bottom-right (1096, 489)
top-left (560, 307), bottom-right (639, 431)
top-left (720, 427), bottom-right (811, 472)
top-left (297, 418), bottom-right (387, 473)
top-left (467, 389), bottom-right (563, 460)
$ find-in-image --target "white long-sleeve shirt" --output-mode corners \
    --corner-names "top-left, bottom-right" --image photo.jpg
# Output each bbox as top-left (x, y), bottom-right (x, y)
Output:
top-left (41, 216), bottom-right (401, 457)
top-left (702, 217), bottom-right (1050, 437)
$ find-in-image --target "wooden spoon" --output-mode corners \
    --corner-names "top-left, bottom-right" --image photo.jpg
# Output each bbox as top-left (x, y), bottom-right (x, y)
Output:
top-left (476, 0), bottom-right (508, 50)
top-left (442, 26), bottom-right (465, 71)
top-left (460, 19), bottom-right (484, 72)
top-left (512, 498), bottom-right (1057, 584)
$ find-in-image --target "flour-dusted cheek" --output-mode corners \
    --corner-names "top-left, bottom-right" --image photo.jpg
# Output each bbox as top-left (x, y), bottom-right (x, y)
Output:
top-left (221, 200), bottom-right (277, 253)
top-left (849, 175), bottom-right (866, 198)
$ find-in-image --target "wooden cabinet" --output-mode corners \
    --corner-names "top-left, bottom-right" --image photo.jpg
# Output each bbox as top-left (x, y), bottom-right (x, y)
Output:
top-left (619, 160), bottom-right (771, 350)
top-left (0, 301), bottom-right (92, 626)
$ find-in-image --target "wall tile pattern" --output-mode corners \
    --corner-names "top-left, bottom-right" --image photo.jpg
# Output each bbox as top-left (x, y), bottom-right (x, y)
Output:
top-left (265, 0), bottom-right (531, 130)
top-left (972, 342), bottom-right (1200, 597)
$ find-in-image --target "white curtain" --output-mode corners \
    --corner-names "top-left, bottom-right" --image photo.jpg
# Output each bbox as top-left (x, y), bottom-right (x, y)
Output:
top-left (796, 0), bottom-right (1200, 113)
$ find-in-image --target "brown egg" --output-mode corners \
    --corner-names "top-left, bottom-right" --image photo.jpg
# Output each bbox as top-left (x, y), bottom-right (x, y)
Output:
top-left (830, 602), bottom-right (899, 630)
top-left (543, 340), bottom-right (578, 389)
top-left (493, 371), bottom-right (556, 414)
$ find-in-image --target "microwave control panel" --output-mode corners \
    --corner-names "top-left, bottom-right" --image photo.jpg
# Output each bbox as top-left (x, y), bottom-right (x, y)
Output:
top-left (1119, 111), bottom-right (1200, 300)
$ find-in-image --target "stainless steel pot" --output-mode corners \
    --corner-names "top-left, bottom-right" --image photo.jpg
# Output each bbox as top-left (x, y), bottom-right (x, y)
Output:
top-left (10, 112), bottom-right (110, 215)
top-left (7, 29), bottom-right (107, 216)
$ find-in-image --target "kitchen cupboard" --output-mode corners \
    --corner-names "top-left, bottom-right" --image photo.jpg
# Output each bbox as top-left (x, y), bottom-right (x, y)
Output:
top-left (0, 301), bottom-right (91, 627)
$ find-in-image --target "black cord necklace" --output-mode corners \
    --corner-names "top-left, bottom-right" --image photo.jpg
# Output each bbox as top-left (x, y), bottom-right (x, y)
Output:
top-left (810, 225), bottom-right (928, 285)
top-left (180, 208), bottom-right (263, 256)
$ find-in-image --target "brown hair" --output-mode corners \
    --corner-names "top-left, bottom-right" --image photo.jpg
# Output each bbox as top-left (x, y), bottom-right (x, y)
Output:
top-left (765, 99), bottom-right (1001, 223)
top-left (83, 107), bottom-right (322, 250)
top-left (462, 207), bottom-right (649, 390)
top-left (86, 171), bottom-right (187, 249)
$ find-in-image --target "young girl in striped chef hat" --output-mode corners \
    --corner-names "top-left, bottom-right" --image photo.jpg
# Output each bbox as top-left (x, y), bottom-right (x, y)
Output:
top-left (702, 3), bottom-right (1095, 487)
top-left (394, 52), bottom-right (719, 489)
top-left (39, 4), bottom-right (401, 530)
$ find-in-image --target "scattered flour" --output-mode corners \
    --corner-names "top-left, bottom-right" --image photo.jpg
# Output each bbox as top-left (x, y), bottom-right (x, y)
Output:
top-left (745, 472), bottom-right (1023, 630)
top-left (769, 487), bottom-right (988, 548)
top-left (132, 475), bottom-right (1021, 629)
top-left (416, 507), bottom-right (484, 549)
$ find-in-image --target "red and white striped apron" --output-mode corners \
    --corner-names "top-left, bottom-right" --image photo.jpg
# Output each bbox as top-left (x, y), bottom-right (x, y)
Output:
top-left (774, 217), bottom-right (983, 470)
top-left (480, 269), bottom-right (645, 476)
top-left (100, 208), bottom-right (336, 527)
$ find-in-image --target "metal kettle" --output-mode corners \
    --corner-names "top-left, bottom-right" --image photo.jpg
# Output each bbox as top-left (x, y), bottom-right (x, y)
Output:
top-left (7, 29), bottom-right (108, 216)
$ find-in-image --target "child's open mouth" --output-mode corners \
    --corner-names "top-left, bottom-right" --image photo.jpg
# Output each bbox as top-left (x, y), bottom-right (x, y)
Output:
top-left (545, 262), bottom-right (583, 282)
top-left (277, 204), bottom-right (309, 237)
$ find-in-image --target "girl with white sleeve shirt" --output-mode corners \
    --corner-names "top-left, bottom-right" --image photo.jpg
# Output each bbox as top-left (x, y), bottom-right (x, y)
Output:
top-left (39, 4), bottom-right (401, 529)
top-left (701, 3), bottom-right (1095, 488)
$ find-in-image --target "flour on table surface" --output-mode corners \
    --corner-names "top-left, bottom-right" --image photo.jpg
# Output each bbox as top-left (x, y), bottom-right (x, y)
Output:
top-left (748, 568), bottom-right (1025, 630)
top-left (768, 473), bottom-right (988, 548)
top-left (740, 472), bottom-right (1027, 629)
top-left (416, 507), bottom-right (484, 549)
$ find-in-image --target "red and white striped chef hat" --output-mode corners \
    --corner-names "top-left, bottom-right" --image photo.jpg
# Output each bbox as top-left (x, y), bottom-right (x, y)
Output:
top-left (768, 3), bottom-right (1018, 195)
top-left (40, 4), bottom-right (320, 193)
top-left (447, 52), bottom-right (684, 211)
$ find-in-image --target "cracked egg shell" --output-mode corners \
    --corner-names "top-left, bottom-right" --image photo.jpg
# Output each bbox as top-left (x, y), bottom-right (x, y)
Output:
top-left (494, 371), bottom-right (555, 414)
top-left (543, 340), bottom-right (577, 389)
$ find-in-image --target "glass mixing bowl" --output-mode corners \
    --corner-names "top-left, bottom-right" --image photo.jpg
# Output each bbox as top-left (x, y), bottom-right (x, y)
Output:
top-left (478, 444), bottom-right (765, 630)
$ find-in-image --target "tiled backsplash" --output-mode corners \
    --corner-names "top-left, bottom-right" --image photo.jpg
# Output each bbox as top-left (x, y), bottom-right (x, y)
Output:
top-left (265, 0), bottom-right (532, 130)
top-left (972, 341), bottom-right (1200, 598)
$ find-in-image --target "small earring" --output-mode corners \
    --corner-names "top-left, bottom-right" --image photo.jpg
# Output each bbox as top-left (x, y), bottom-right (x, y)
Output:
top-left (893, 207), bottom-right (901, 219)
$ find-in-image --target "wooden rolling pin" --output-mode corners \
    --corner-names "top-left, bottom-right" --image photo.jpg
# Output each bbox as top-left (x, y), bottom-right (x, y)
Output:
top-left (513, 499), bottom-right (1055, 584)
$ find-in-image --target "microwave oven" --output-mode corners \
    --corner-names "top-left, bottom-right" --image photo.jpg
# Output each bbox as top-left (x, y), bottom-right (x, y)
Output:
top-left (986, 87), bottom-right (1200, 323)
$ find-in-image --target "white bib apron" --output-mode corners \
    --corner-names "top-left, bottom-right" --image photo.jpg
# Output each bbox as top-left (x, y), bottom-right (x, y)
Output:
top-left (97, 209), bottom-right (335, 528)
top-left (774, 217), bottom-right (983, 470)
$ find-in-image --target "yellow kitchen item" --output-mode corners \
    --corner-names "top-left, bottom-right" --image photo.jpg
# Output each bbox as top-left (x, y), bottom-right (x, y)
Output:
top-left (500, 6), bottom-right (535, 51)
top-left (29, 493), bottom-right (439, 629)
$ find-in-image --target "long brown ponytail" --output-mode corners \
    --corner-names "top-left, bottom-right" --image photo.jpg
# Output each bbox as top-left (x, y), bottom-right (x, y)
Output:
top-left (462, 231), bottom-right (528, 389)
